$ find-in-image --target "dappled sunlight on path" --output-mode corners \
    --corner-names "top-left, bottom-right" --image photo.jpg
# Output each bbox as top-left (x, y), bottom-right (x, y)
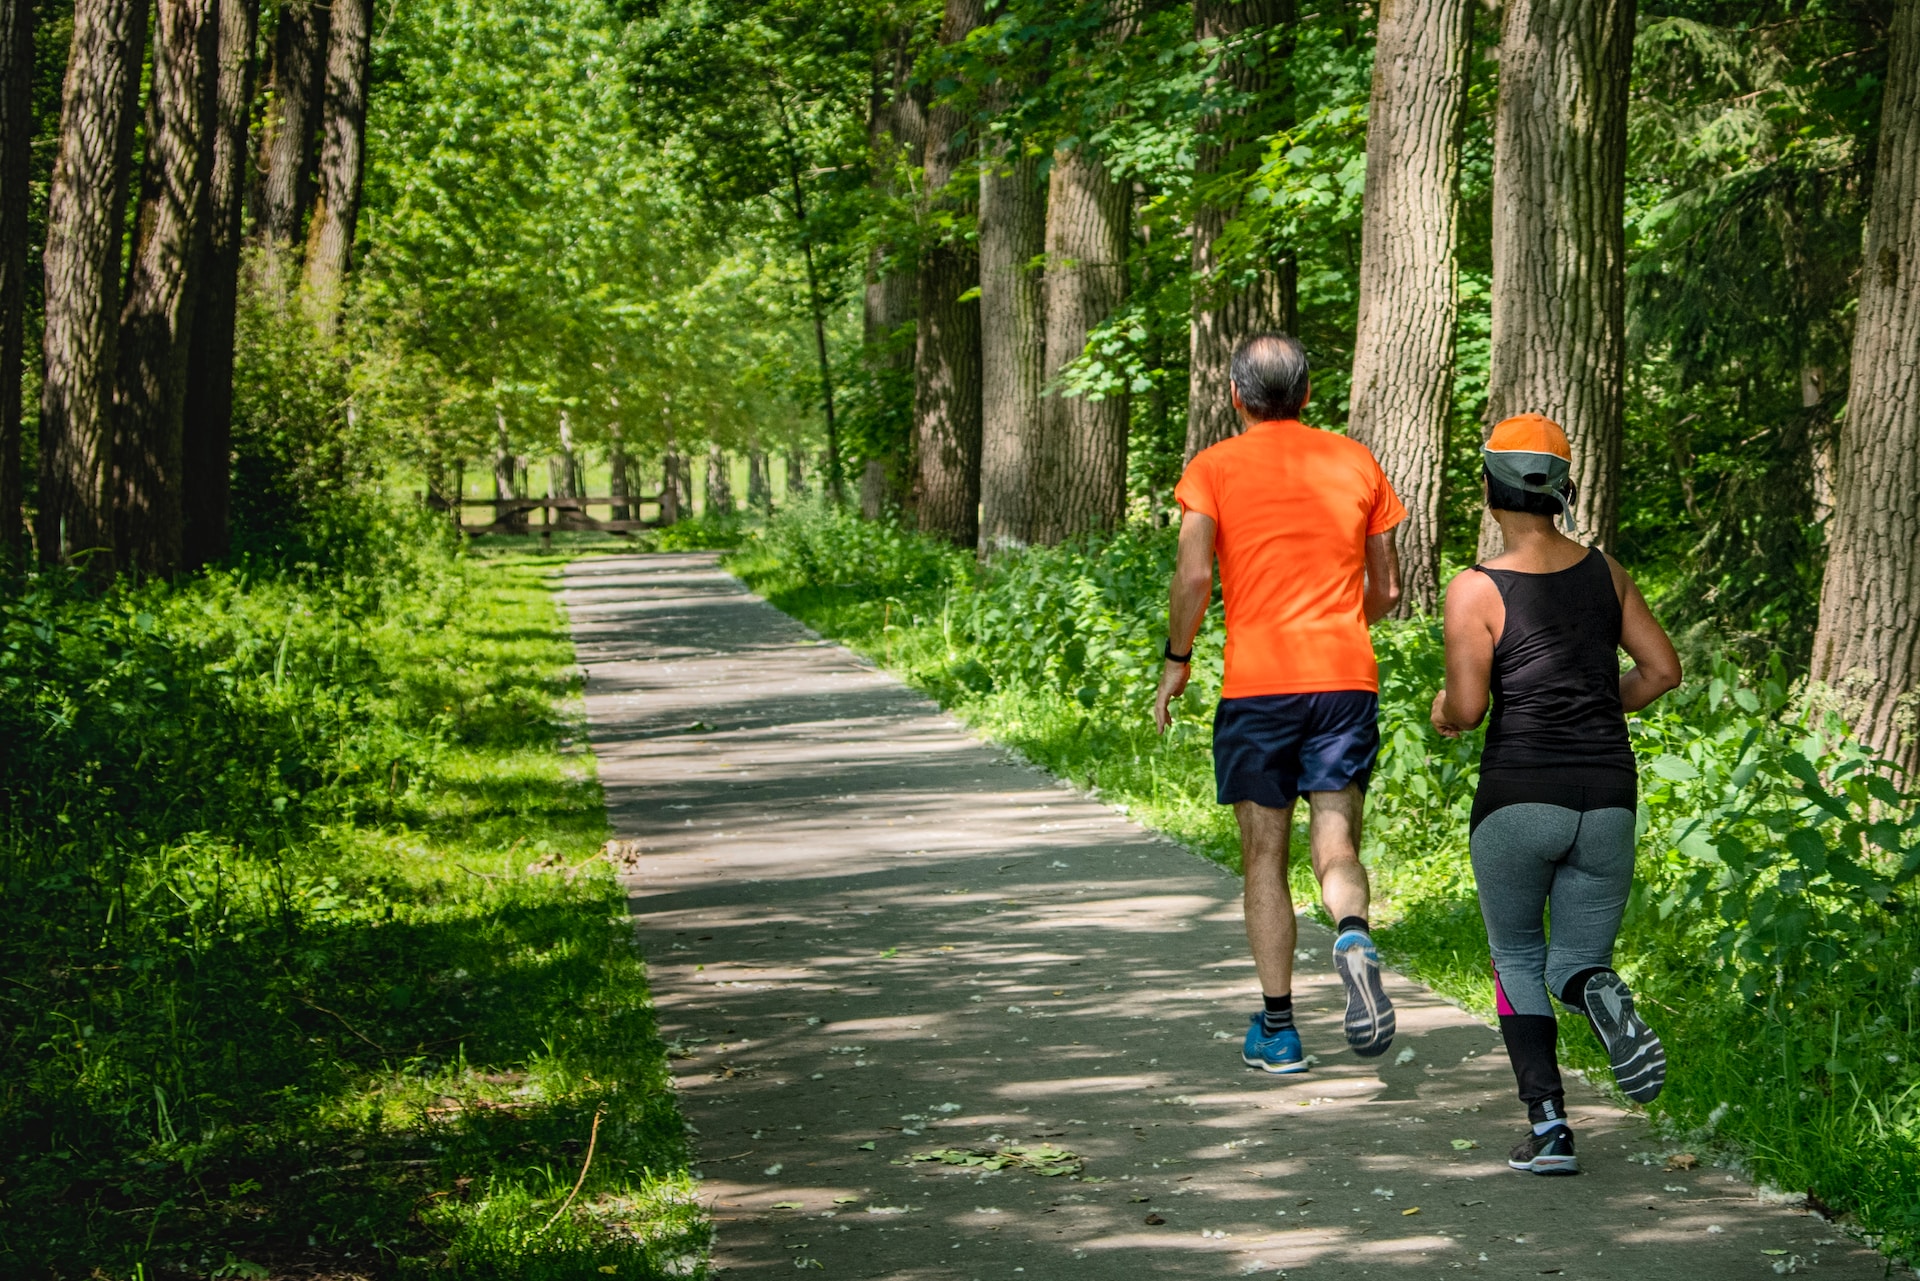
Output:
top-left (565, 552), bottom-right (1882, 1280)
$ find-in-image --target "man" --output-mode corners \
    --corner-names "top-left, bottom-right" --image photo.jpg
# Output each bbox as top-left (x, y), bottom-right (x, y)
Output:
top-left (1154, 333), bottom-right (1405, 1073)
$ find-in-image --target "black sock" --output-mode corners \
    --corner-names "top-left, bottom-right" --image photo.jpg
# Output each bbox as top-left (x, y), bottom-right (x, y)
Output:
top-left (1336, 915), bottom-right (1370, 937)
top-left (1261, 994), bottom-right (1294, 1033)
top-left (1558, 966), bottom-right (1612, 1011)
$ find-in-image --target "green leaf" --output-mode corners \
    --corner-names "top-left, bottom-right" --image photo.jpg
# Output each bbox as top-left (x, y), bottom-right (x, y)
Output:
top-left (1650, 754), bottom-right (1699, 782)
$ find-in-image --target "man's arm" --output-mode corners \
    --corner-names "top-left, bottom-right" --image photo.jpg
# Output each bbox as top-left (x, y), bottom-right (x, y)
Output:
top-left (1153, 510), bottom-right (1216, 734)
top-left (1363, 528), bottom-right (1402, 623)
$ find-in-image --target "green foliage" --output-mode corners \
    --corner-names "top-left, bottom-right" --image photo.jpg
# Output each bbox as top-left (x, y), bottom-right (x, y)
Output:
top-left (0, 545), bottom-right (701, 1276)
top-left (731, 507), bottom-right (1920, 1254)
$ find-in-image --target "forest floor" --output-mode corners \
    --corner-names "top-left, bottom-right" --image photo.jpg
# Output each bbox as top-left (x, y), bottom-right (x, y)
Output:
top-left (566, 550), bottom-right (1885, 1280)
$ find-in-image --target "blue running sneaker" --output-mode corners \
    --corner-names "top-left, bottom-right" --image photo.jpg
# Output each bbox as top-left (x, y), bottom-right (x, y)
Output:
top-left (1242, 1014), bottom-right (1310, 1074)
top-left (1332, 929), bottom-right (1396, 1057)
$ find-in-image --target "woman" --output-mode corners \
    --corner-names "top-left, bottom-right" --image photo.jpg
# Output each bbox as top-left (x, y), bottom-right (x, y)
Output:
top-left (1431, 414), bottom-right (1683, 1176)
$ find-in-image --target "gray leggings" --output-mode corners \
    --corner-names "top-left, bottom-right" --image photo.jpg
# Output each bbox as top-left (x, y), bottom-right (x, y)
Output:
top-left (1470, 804), bottom-right (1636, 1019)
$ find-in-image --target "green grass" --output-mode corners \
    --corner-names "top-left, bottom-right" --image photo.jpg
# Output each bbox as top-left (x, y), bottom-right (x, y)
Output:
top-left (723, 503), bottom-right (1920, 1260)
top-left (0, 539), bottom-right (705, 1279)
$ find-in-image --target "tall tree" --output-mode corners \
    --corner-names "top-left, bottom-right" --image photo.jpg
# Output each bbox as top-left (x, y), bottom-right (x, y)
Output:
top-left (1811, 0), bottom-right (1920, 775)
top-left (0, 0), bottom-right (29, 561)
top-left (1345, 0), bottom-right (1472, 610)
top-left (115, 0), bottom-right (222, 576)
top-left (181, 0), bottom-right (259, 567)
top-left (1184, 0), bottom-right (1294, 460)
top-left (303, 0), bottom-right (371, 328)
top-left (37, 0), bottom-right (149, 569)
top-left (976, 132), bottom-right (1049, 555)
top-left (1037, 139), bottom-right (1129, 541)
top-left (253, 0), bottom-right (326, 251)
top-left (860, 18), bottom-right (924, 516)
top-left (1482, 0), bottom-right (1634, 553)
top-left (913, 0), bottom-right (985, 547)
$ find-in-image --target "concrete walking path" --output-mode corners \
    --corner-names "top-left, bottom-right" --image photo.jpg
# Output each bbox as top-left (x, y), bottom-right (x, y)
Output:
top-left (564, 551), bottom-right (1879, 1280)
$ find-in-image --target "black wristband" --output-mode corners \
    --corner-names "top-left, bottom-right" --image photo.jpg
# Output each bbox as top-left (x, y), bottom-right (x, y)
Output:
top-left (1163, 640), bottom-right (1192, 664)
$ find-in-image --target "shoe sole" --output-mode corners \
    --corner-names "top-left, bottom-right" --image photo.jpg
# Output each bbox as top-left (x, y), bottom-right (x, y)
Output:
top-left (1242, 1051), bottom-right (1311, 1075)
top-left (1333, 935), bottom-right (1396, 1058)
top-left (1508, 1154), bottom-right (1581, 1175)
top-left (1584, 972), bottom-right (1666, 1103)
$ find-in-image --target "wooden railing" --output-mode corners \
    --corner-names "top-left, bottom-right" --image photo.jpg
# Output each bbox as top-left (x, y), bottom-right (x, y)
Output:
top-left (425, 493), bottom-right (669, 540)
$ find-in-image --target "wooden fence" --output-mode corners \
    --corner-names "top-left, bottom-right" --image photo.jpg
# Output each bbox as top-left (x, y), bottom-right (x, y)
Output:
top-left (425, 493), bottom-right (668, 543)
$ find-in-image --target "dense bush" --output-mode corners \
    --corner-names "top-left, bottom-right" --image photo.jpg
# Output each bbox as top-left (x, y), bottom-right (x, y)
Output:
top-left (731, 502), bottom-right (1920, 1250)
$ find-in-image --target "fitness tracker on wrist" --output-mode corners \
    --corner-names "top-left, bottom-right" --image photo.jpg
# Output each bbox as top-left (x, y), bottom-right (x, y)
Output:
top-left (1163, 640), bottom-right (1192, 664)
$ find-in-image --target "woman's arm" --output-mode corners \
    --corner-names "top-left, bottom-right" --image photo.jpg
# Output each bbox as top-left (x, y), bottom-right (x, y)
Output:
top-left (1610, 557), bottom-right (1682, 712)
top-left (1431, 570), bottom-right (1501, 738)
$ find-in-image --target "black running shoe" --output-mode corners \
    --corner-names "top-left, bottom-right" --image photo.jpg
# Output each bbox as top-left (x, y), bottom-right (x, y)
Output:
top-left (1508, 1124), bottom-right (1579, 1175)
top-left (1582, 971), bottom-right (1666, 1103)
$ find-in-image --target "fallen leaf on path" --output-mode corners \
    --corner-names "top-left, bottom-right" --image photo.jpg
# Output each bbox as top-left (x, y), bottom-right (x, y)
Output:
top-left (833, 1196), bottom-right (860, 1204)
top-left (902, 1143), bottom-right (1083, 1176)
top-left (764, 1164), bottom-right (783, 1176)
top-left (1144, 1214), bottom-right (1166, 1225)
top-left (1666, 1153), bottom-right (1699, 1171)
top-left (770, 1201), bottom-right (803, 1210)
top-left (1401, 1207), bottom-right (1420, 1216)
top-left (1762, 1250), bottom-right (1787, 1256)
top-left (1394, 1048), bottom-right (1416, 1065)
top-left (856, 1142), bottom-right (875, 1151)
top-left (1450, 1139), bottom-right (1478, 1151)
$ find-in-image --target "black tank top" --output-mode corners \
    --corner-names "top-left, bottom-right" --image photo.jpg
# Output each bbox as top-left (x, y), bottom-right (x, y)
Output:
top-left (1474, 546), bottom-right (1636, 783)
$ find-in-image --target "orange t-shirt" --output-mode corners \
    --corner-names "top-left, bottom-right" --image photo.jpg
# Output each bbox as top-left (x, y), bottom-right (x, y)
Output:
top-left (1174, 420), bottom-right (1406, 699)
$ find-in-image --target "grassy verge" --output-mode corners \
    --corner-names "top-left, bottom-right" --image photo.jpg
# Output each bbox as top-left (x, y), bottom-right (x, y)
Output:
top-left (723, 502), bottom-right (1920, 1259)
top-left (0, 535), bottom-right (704, 1279)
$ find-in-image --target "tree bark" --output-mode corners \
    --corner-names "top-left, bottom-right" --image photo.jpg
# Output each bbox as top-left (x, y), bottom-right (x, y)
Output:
top-left (37, 0), bottom-right (149, 570)
top-left (609, 426), bottom-right (630, 520)
top-left (253, 0), bottom-right (325, 251)
top-left (661, 448), bottom-right (682, 524)
top-left (862, 18), bottom-right (924, 516)
top-left (114, 0), bottom-right (222, 578)
top-left (1038, 141), bottom-right (1130, 542)
top-left (785, 447), bottom-right (805, 499)
top-left (1811, 0), bottom-right (1920, 776)
top-left (181, 0), bottom-right (258, 568)
top-left (1482, 0), bottom-right (1634, 556)
top-left (302, 0), bottom-right (369, 329)
top-left (977, 144), bottom-right (1048, 555)
top-left (1185, 0), bottom-right (1295, 461)
top-left (1345, 0), bottom-right (1472, 612)
top-left (705, 443), bottom-right (733, 515)
top-left (913, 0), bottom-right (985, 548)
top-left (0, 0), bottom-right (29, 562)
top-left (748, 445), bottom-right (771, 512)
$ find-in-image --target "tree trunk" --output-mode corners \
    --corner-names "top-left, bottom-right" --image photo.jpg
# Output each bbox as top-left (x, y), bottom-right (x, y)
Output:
top-left (1185, 0), bottom-right (1295, 461)
top-left (977, 145), bottom-right (1048, 555)
top-left (181, 0), bottom-right (257, 569)
top-left (1482, 0), bottom-right (1634, 556)
top-left (253, 0), bottom-right (325, 251)
top-left (37, 0), bottom-right (148, 570)
top-left (1811, 0), bottom-right (1920, 776)
top-left (914, 0), bottom-right (985, 548)
top-left (706, 443), bottom-right (732, 515)
top-left (859, 457), bottom-right (888, 519)
top-left (0, 0), bottom-right (29, 562)
top-left (785, 448), bottom-right (805, 499)
top-left (609, 426), bottom-right (630, 520)
top-left (661, 449), bottom-right (682, 524)
top-left (114, 0), bottom-right (222, 578)
top-left (1038, 142), bottom-right (1130, 542)
top-left (1345, 0), bottom-right (1472, 612)
top-left (302, 0), bottom-right (369, 329)
top-left (748, 446), bottom-right (771, 512)
top-left (862, 18), bottom-right (924, 517)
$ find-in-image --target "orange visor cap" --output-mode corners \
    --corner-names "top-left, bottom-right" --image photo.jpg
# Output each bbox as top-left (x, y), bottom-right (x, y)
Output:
top-left (1485, 413), bottom-right (1572, 461)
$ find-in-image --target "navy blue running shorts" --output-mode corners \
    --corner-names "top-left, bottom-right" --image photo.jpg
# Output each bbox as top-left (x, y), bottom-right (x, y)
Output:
top-left (1212, 691), bottom-right (1381, 807)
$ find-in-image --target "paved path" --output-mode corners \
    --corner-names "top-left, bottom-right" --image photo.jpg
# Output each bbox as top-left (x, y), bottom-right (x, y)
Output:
top-left (565, 552), bottom-right (1878, 1280)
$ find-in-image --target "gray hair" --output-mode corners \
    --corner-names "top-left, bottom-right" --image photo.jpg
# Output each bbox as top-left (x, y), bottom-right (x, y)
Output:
top-left (1230, 333), bottom-right (1310, 421)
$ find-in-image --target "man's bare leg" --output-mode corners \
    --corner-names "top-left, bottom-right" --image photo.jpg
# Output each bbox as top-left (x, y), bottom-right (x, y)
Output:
top-left (1305, 783), bottom-right (1369, 924)
top-left (1236, 800), bottom-right (1298, 998)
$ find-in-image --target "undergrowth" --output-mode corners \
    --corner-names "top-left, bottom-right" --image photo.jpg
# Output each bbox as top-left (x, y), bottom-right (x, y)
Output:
top-left (725, 500), bottom-right (1920, 1257)
top-left (0, 521), bottom-right (703, 1279)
